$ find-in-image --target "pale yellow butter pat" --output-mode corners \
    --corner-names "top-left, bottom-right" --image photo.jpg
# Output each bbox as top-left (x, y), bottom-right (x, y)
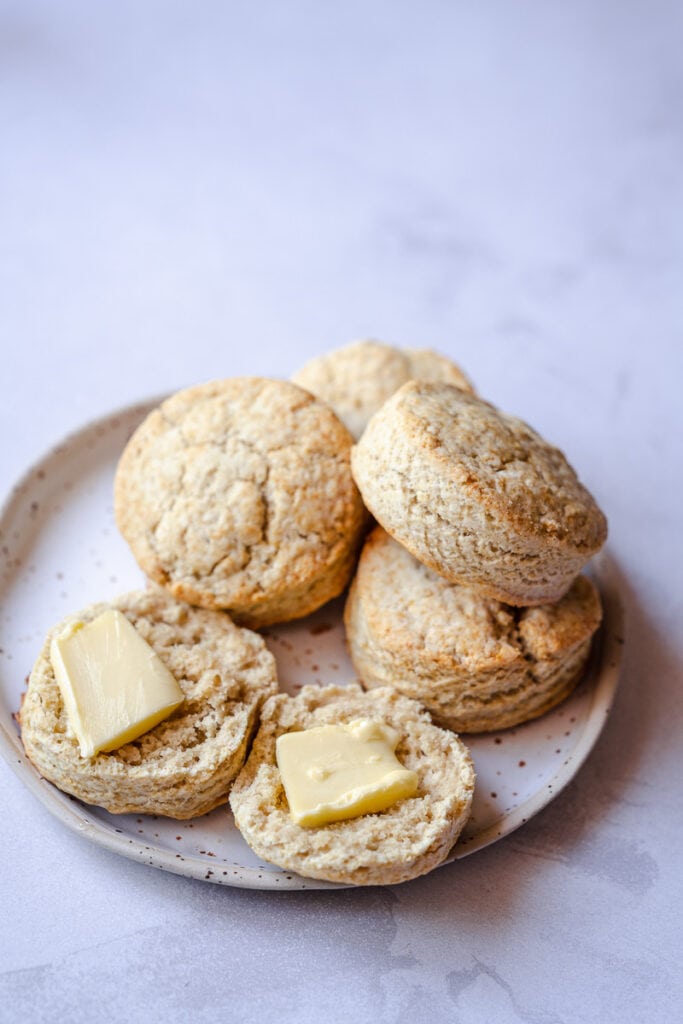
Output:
top-left (276, 719), bottom-right (418, 828)
top-left (50, 609), bottom-right (184, 759)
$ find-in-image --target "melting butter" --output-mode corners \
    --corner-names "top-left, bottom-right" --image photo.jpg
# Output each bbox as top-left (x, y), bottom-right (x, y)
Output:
top-left (276, 719), bottom-right (418, 828)
top-left (50, 609), bottom-right (184, 758)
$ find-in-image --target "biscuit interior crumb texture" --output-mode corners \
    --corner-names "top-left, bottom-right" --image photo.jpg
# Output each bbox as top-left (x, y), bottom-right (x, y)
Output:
top-left (20, 589), bottom-right (279, 818)
top-left (351, 381), bottom-right (607, 605)
top-left (114, 378), bottom-right (367, 628)
top-left (345, 527), bottom-right (603, 733)
top-left (230, 684), bottom-right (475, 885)
top-left (292, 339), bottom-right (475, 440)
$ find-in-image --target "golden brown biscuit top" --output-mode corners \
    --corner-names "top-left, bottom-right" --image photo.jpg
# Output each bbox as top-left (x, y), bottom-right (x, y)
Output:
top-left (114, 378), bottom-right (365, 610)
top-left (293, 339), bottom-right (474, 440)
top-left (388, 381), bottom-right (607, 550)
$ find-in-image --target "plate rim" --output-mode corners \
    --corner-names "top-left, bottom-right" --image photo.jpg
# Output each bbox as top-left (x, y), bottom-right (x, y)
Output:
top-left (0, 399), bottom-right (624, 891)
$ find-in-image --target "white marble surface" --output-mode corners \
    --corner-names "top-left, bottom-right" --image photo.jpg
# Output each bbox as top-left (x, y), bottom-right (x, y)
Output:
top-left (1, 2), bottom-right (682, 1021)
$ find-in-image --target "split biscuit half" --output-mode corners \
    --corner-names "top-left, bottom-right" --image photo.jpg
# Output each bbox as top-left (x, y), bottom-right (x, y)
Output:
top-left (229, 684), bottom-right (475, 885)
top-left (20, 589), bottom-right (278, 818)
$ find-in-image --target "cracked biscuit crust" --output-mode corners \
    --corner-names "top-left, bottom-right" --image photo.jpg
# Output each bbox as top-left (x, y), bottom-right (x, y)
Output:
top-left (229, 684), bottom-right (475, 885)
top-left (345, 528), bottom-right (602, 733)
top-left (114, 378), bottom-right (367, 628)
top-left (19, 589), bottom-right (279, 818)
top-left (292, 339), bottom-right (475, 440)
top-left (351, 382), bottom-right (608, 605)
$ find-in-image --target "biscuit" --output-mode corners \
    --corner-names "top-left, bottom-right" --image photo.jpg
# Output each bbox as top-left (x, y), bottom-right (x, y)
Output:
top-left (229, 684), bottom-right (475, 885)
top-left (351, 382), bottom-right (607, 605)
top-left (292, 339), bottom-right (474, 440)
top-left (20, 589), bottom-right (278, 818)
top-left (345, 527), bottom-right (603, 733)
top-left (114, 378), bottom-right (367, 628)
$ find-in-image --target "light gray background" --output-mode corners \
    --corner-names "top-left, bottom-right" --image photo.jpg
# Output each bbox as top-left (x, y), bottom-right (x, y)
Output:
top-left (1, 2), bottom-right (681, 1021)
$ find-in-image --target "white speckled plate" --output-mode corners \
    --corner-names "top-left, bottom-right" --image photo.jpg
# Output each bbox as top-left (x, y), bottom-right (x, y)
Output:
top-left (0, 401), bottom-right (624, 890)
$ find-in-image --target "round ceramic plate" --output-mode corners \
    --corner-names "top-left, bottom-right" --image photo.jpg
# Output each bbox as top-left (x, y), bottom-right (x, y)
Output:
top-left (0, 401), bottom-right (624, 890)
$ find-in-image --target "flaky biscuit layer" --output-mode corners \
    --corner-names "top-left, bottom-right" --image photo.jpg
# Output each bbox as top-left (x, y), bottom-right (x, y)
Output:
top-left (345, 527), bottom-right (602, 732)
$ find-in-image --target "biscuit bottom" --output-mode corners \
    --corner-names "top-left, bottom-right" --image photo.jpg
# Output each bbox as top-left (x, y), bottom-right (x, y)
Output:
top-left (229, 684), bottom-right (475, 886)
top-left (20, 590), bottom-right (278, 818)
top-left (344, 528), bottom-right (603, 734)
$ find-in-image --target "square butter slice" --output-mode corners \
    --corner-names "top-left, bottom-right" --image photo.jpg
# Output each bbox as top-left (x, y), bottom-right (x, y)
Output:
top-left (50, 609), bottom-right (184, 758)
top-left (276, 719), bottom-right (418, 828)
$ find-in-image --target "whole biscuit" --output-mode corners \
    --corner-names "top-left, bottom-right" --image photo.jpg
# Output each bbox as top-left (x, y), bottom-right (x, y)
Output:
top-left (351, 382), bottom-right (607, 605)
top-left (20, 589), bottom-right (278, 818)
top-left (345, 527), bottom-right (603, 733)
top-left (114, 378), bottom-right (367, 628)
top-left (229, 683), bottom-right (475, 886)
top-left (292, 339), bottom-right (474, 440)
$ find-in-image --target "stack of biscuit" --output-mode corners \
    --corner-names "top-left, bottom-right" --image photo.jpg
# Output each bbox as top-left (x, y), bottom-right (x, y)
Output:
top-left (20, 339), bottom-right (607, 886)
top-left (345, 371), bottom-right (606, 734)
top-left (290, 340), bottom-right (606, 734)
